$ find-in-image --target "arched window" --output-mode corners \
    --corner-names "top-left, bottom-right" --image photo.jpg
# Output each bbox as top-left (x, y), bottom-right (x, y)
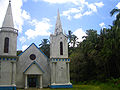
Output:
top-left (4, 37), bottom-right (9, 53)
top-left (60, 42), bottom-right (63, 55)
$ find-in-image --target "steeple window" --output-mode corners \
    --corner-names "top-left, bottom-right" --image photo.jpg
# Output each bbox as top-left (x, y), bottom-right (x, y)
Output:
top-left (4, 37), bottom-right (9, 53)
top-left (60, 42), bottom-right (63, 55)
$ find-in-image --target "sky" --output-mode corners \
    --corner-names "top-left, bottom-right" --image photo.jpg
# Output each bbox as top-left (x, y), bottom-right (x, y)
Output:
top-left (0, 0), bottom-right (120, 51)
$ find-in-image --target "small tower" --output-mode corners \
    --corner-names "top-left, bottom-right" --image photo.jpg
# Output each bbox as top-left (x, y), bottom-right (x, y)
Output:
top-left (50, 10), bottom-right (72, 88)
top-left (0, 0), bottom-right (18, 90)
top-left (0, 0), bottom-right (18, 56)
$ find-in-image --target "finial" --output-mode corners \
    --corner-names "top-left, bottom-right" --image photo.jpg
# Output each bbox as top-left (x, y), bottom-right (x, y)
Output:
top-left (9, 0), bottom-right (11, 3)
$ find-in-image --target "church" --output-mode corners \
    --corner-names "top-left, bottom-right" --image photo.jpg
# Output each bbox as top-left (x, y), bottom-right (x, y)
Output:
top-left (0, 1), bottom-right (72, 90)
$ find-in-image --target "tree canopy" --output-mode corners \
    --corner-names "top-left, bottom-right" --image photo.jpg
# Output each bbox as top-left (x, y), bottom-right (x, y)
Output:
top-left (70, 8), bottom-right (120, 82)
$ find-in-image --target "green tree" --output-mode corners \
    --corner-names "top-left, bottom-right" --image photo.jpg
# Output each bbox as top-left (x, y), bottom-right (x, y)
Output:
top-left (110, 8), bottom-right (120, 29)
top-left (67, 30), bottom-right (79, 56)
top-left (39, 39), bottom-right (50, 58)
top-left (69, 8), bottom-right (120, 83)
top-left (67, 30), bottom-right (79, 48)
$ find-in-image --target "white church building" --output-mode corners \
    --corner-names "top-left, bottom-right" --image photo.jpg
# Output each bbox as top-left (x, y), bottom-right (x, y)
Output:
top-left (0, 1), bottom-right (72, 90)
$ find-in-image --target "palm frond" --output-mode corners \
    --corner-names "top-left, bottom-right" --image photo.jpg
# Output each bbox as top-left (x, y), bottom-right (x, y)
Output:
top-left (110, 8), bottom-right (120, 16)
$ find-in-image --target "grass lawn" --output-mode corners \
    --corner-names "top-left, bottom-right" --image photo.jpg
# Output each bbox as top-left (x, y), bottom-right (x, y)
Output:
top-left (17, 84), bottom-right (119, 90)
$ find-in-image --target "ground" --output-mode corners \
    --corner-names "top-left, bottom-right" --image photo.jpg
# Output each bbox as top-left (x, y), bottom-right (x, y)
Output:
top-left (17, 84), bottom-right (119, 90)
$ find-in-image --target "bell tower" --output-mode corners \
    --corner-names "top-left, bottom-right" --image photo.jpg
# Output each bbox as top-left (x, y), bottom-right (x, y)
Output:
top-left (0, 0), bottom-right (18, 90)
top-left (0, 0), bottom-right (18, 56)
top-left (50, 10), bottom-right (72, 88)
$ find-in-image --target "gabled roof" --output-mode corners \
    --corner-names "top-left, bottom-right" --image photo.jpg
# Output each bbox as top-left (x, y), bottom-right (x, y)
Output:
top-left (18, 43), bottom-right (48, 59)
top-left (23, 61), bottom-right (44, 73)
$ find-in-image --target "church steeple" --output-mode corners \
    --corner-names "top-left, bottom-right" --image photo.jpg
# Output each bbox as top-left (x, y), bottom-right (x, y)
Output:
top-left (54, 9), bottom-right (63, 35)
top-left (2, 0), bottom-right (14, 28)
top-left (50, 9), bottom-right (72, 88)
top-left (0, 0), bottom-right (18, 56)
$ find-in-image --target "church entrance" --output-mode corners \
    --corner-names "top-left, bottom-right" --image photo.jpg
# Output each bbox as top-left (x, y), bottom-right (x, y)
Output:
top-left (25, 74), bottom-right (43, 89)
top-left (28, 75), bottom-right (39, 88)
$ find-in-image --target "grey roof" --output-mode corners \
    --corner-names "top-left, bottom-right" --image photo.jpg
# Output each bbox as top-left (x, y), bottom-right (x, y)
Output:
top-left (54, 9), bottom-right (63, 35)
top-left (2, 1), bottom-right (14, 28)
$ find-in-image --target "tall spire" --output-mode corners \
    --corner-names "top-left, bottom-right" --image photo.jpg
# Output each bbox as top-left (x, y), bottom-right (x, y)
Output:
top-left (54, 9), bottom-right (63, 35)
top-left (2, 0), bottom-right (14, 28)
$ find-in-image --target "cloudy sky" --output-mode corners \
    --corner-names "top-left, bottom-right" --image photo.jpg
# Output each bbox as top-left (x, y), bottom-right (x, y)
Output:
top-left (0, 0), bottom-right (120, 51)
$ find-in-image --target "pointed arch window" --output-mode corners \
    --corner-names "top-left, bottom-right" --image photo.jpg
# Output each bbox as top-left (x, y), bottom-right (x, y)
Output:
top-left (4, 37), bottom-right (9, 53)
top-left (60, 42), bottom-right (63, 55)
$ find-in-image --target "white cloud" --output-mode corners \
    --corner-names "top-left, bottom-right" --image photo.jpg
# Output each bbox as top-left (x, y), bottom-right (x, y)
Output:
top-left (95, 2), bottom-right (104, 8)
top-left (38, 0), bottom-right (80, 5)
top-left (74, 13), bottom-right (83, 19)
top-left (19, 36), bottom-right (26, 44)
top-left (61, 1), bottom-right (103, 20)
top-left (83, 11), bottom-right (92, 16)
top-left (62, 8), bottom-right (81, 16)
top-left (99, 22), bottom-right (105, 28)
top-left (62, 8), bottom-right (81, 20)
top-left (22, 45), bottom-right (29, 51)
top-left (25, 18), bottom-right (52, 39)
top-left (88, 4), bottom-right (97, 12)
top-left (116, 2), bottom-right (120, 9)
top-left (0, 0), bottom-right (30, 32)
top-left (22, 10), bottom-right (31, 20)
top-left (73, 28), bottom-right (86, 42)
